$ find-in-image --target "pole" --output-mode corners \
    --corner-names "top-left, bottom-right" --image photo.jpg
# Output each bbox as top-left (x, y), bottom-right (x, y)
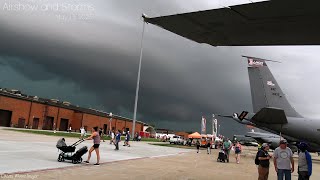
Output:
top-left (132, 17), bottom-right (146, 138)
top-left (109, 112), bottom-right (112, 135)
top-left (109, 118), bottom-right (111, 135)
top-left (200, 116), bottom-right (202, 134)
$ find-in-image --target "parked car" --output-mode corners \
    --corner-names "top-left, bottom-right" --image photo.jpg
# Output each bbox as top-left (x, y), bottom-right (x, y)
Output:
top-left (169, 136), bottom-right (184, 145)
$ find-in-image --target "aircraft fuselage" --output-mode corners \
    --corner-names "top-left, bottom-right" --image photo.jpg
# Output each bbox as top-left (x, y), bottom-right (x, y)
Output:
top-left (253, 117), bottom-right (320, 152)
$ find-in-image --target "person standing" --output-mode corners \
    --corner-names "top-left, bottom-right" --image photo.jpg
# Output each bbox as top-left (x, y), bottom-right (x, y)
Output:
top-left (110, 131), bottom-right (115, 145)
top-left (298, 142), bottom-right (312, 180)
top-left (53, 123), bottom-right (56, 133)
top-left (84, 127), bottom-right (100, 165)
top-left (223, 139), bottom-right (231, 161)
top-left (273, 140), bottom-right (294, 180)
top-left (206, 139), bottom-right (211, 154)
top-left (99, 128), bottom-right (105, 142)
top-left (258, 143), bottom-right (272, 180)
top-left (234, 141), bottom-right (242, 164)
top-left (80, 127), bottom-right (86, 139)
top-left (115, 130), bottom-right (121, 150)
top-left (196, 140), bottom-right (200, 153)
top-left (124, 131), bottom-right (130, 147)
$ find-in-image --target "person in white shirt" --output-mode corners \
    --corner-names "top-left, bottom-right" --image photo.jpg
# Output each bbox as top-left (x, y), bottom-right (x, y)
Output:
top-left (273, 140), bottom-right (294, 180)
top-left (110, 131), bottom-right (115, 145)
top-left (80, 127), bottom-right (86, 139)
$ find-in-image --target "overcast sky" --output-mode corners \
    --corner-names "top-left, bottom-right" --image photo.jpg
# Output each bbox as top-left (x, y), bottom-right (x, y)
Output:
top-left (1, 0), bottom-right (320, 137)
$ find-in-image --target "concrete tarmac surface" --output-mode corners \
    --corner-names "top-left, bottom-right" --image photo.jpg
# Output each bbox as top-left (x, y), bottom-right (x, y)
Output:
top-left (0, 128), bottom-right (191, 174)
top-left (1, 128), bottom-right (320, 180)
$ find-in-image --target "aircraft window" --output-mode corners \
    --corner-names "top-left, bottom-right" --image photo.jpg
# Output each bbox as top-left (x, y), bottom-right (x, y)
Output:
top-left (272, 93), bottom-right (280, 96)
top-left (271, 88), bottom-right (276, 91)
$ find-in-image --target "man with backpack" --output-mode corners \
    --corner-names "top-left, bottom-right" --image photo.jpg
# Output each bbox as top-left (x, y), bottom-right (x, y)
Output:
top-left (256, 143), bottom-right (272, 180)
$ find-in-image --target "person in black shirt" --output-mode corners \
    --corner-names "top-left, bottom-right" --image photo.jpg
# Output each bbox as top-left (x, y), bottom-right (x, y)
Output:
top-left (258, 143), bottom-right (272, 180)
top-left (206, 139), bottom-right (211, 154)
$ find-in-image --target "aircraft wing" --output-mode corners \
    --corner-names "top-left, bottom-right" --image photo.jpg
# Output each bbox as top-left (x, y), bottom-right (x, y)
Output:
top-left (251, 107), bottom-right (288, 124)
top-left (144, 0), bottom-right (320, 46)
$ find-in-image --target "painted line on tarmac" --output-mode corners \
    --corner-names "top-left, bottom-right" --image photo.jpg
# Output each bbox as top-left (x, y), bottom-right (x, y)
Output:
top-left (0, 149), bottom-right (51, 153)
top-left (0, 157), bottom-right (149, 176)
top-left (149, 152), bottom-right (186, 158)
top-left (0, 151), bottom-right (189, 176)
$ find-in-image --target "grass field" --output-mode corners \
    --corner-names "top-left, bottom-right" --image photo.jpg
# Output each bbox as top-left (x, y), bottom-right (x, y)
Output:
top-left (3, 128), bottom-right (160, 142)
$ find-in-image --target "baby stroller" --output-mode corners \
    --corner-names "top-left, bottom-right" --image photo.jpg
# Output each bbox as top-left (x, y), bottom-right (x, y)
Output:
top-left (217, 149), bottom-right (229, 163)
top-left (56, 138), bottom-right (88, 164)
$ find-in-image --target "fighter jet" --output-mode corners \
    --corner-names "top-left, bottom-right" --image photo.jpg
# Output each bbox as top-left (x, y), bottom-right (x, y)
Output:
top-left (144, 0), bottom-right (320, 152)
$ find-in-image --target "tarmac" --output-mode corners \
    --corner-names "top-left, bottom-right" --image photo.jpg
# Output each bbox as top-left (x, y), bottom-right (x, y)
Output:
top-left (0, 128), bottom-right (191, 175)
top-left (1, 128), bottom-right (320, 180)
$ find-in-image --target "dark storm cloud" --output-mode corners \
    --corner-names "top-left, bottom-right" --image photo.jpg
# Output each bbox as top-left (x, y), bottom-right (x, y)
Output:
top-left (0, 0), bottom-right (319, 137)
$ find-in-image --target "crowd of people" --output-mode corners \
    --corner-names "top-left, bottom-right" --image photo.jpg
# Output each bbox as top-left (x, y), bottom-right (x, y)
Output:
top-left (69, 128), bottom-right (314, 179)
top-left (194, 137), bottom-right (312, 180)
top-left (256, 139), bottom-right (312, 180)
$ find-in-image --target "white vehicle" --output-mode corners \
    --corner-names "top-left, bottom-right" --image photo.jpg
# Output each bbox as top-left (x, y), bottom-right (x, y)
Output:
top-left (169, 136), bottom-right (184, 145)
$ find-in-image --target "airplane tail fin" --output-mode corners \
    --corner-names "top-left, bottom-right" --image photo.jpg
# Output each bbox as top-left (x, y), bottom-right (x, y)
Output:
top-left (244, 56), bottom-right (302, 118)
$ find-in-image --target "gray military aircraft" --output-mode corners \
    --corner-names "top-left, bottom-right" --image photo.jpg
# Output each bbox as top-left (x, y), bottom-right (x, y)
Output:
top-left (143, 0), bottom-right (320, 152)
top-left (218, 56), bottom-right (320, 152)
top-left (247, 131), bottom-right (282, 149)
top-left (233, 131), bottom-right (298, 152)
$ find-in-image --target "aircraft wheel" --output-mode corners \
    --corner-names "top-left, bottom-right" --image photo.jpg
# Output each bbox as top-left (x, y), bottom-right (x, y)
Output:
top-left (72, 159), bottom-right (77, 164)
top-left (57, 155), bottom-right (62, 162)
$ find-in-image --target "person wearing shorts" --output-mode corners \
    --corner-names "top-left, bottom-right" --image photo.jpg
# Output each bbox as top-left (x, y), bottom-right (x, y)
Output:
top-left (234, 141), bottom-right (242, 164)
top-left (84, 126), bottom-right (100, 165)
